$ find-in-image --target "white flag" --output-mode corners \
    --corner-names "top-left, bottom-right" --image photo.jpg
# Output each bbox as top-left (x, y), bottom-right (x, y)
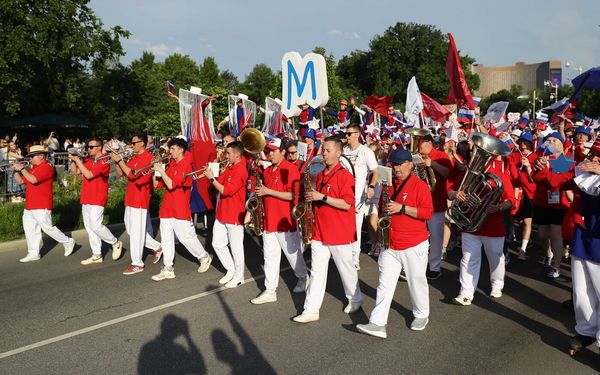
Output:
top-left (405, 76), bottom-right (424, 127)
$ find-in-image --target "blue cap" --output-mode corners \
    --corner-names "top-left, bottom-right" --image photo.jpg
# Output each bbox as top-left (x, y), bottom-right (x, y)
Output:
top-left (303, 128), bottom-right (317, 141)
top-left (389, 149), bottom-right (412, 165)
top-left (517, 132), bottom-right (534, 146)
top-left (543, 131), bottom-right (564, 144)
top-left (574, 126), bottom-right (591, 137)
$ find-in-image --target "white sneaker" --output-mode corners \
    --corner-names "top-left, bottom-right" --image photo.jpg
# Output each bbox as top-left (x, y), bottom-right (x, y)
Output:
top-left (225, 278), bottom-right (243, 289)
top-left (250, 291), bottom-right (277, 305)
top-left (490, 288), bottom-right (503, 298)
top-left (63, 239), bottom-right (75, 256)
top-left (453, 295), bottom-right (472, 306)
top-left (19, 254), bottom-right (41, 263)
top-left (356, 322), bottom-right (387, 338)
top-left (219, 271), bottom-right (234, 285)
top-left (293, 277), bottom-right (308, 294)
top-left (81, 255), bottom-right (103, 265)
top-left (293, 312), bottom-right (319, 323)
top-left (152, 267), bottom-right (176, 281)
top-left (111, 240), bottom-right (123, 261)
top-left (197, 254), bottom-right (213, 273)
top-left (344, 300), bottom-right (362, 314)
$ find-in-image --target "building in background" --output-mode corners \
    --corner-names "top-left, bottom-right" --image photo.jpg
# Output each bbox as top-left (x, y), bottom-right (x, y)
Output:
top-left (471, 61), bottom-right (562, 97)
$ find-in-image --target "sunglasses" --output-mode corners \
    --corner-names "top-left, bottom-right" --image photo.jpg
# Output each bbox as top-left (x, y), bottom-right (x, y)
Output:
top-left (288, 151), bottom-right (298, 155)
top-left (345, 132), bottom-right (359, 137)
top-left (86, 145), bottom-right (101, 149)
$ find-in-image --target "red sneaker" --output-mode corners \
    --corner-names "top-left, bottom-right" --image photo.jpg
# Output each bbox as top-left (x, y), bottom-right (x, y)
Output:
top-left (152, 248), bottom-right (163, 264)
top-left (123, 265), bottom-right (144, 275)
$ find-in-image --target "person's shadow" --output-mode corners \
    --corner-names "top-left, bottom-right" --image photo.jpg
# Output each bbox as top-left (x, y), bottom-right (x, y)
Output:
top-left (138, 314), bottom-right (206, 375)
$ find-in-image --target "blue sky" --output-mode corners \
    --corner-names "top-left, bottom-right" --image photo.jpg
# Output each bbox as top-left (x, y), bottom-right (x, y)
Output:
top-left (90, 0), bottom-right (600, 84)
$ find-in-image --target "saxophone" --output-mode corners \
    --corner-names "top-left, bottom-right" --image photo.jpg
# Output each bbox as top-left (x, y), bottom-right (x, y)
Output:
top-left (376, 183), bottom-right (391, 249)
top-left (291, 168), bottom-right (314, 245)
top-left (245, 165), bottom-right (265, 236)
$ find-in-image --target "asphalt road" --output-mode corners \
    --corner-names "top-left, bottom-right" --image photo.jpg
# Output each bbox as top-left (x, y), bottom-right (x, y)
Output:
top-left (0, 220), bottom-right (598, 374)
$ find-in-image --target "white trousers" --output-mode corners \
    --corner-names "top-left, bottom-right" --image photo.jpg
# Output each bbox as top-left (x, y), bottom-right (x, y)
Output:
top-left (352, 202), bottom-right (367, 266)
top-left (370, 241), bottom-right (430, 326)
top-left (262, 231), bottom-right (307, 292)
top-left (159, 218), bottom-right (207, 268)
top-left (303, 241), bottom-right (362, 314)
top-left (459, 233), bottom-right (505, 300)
top-left (82, 204), bottom-right (117, 255)
top-left (572, 256), bottom-right (600, 346)
top-left (427, 211), bottom-right (445, 272)
top-left (23, 209), bottom-right (72, 257)
top-left (212, 220), bottom-right (245, 280)
top-left (124, 206), bottom-right (161, 267)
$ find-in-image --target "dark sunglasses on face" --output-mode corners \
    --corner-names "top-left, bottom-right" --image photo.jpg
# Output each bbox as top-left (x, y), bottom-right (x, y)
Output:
top-left (288, 151), bottom-right (298, 155)
top-left (86, 145), bottom-right (101, 149)
top-left (345, 132), bottom-right (358, 137)
top-left (130, 140), bottom-right (144, 145)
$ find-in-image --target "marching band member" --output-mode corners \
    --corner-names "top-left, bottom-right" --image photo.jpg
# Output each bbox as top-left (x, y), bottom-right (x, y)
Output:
top-left (449, 156), bottom-right (516, 306)
top-left (251, 137), bottom-right (308, 304)
top-left (204, 141), bottom-right (248, 288)
top-left (343, 123), bottom-right (378, 269)
top-left (151, 138), bottom-right (213, 281)
top-left (69, 138), bottom-right (123, 265)
top-left (323, 98), bottom-right (355, 127)
top-left (418, 133), bottom-right (451, 280)
top-left (293, 137), bottom-right (362, 323)
top-left (357, 149), bottom-right (433, 338)
top-left (14, 145), bottom-right (75, 262)
top-left (297, 102), bottom-right (318, 138)
top-left (286, 140), bottom-right (302, 170)
top-left (111, 134), bottom-right (162, 275)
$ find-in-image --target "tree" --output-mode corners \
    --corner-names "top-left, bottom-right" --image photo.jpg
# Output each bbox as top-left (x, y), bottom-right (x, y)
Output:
top-left (198, 57), bottom-right (223, 89)
top-left (239, 64), bottom-right (278, 104)
top-left (220, 70), bottom-right (239, 92)
top-left (0, 0), bottom-right (129, 119)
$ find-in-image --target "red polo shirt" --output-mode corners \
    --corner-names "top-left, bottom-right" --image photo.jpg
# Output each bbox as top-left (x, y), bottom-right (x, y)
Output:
top-left (80, 156), bottom-right (110, 206)
top-left (471, 164), bottom-right (516, 237)
top-left (24, 160), bottom-right (54, 210)
top-left (216, 159), bottom-right (248, 225)
top-left (386, 175), bottom-right (433, 250)
top-left (312, 162), bottom-right (356, 245)
top-left (262, 159), bottom-right (300, 232)
top-left (508, 151), bottom-right (538, 199)
top-left (427, 148), bottom-right (452, 212)
top-left (289, 158), bottom-right (301, 171)
top-left (157, 158), bottom-right (193, 220)
top-left (124, 150), bottom-right (154, 209)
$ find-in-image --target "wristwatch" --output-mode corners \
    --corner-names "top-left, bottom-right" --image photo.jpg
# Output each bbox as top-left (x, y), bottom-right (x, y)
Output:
top-left (209, 177), bottom-right (215, 183)
top-left (399, 204), bottom-right (406, 214)
top-left (321, 195), bottom-right (328, 203)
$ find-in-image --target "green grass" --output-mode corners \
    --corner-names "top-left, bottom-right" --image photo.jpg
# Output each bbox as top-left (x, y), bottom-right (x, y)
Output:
top-left (0, 179), bottom-right (163, 242)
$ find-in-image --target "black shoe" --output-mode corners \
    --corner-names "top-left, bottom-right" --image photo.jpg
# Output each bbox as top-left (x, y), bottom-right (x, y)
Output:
top-left (426, 270), bottom-right (441, 280)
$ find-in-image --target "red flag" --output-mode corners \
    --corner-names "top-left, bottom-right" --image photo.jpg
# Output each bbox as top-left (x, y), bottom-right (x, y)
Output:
top-left (444, 33), bottom-right (475, 109)
top-left (190, 100), bottom-right (217, 211)
top-left (421, 93), bottom-right (452, 122)
top-left (362, 95), bottom-right (394, 117)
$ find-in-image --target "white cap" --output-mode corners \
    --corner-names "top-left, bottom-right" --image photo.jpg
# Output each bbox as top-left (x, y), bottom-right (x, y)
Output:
top-left (510, 129), bottom-right (522, 137)
top-left (189, 86), bottom-right (202, 95)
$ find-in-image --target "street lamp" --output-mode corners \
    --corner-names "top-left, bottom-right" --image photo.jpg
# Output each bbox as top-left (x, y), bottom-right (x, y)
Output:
top-left (565, 61), bottom-right (584, 84)
top-left (544, 80), bottom-right (558, 103)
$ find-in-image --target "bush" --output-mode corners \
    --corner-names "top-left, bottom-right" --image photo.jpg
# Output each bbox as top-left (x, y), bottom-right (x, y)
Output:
top-left (0, 179), bottom-right (163, 242)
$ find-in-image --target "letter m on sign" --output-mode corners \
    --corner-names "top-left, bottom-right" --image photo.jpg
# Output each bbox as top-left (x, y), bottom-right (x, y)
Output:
top-left (281, 52), bottom-right (329, 118)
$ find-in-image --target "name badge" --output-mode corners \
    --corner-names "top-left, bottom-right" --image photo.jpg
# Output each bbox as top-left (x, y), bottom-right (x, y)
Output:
top-left (547, 191), bottom-right (560, 205)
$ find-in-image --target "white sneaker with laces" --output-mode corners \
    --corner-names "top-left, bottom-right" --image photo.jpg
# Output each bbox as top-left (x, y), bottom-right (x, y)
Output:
top-left (19, 254), bottom-right (41, 263)
top-left (293, 312), bottom-right (319, 323)
top-left (490, 288), bottom-right (503, 298)
top-left (219, 271), bottom-right (234, 285)
top-left (152, 267), bottom-right (175, 281)
top-left (453, 295), bottom-right (472, 306)
top-left (225, 278), bottom-right (243, 289)
top-left (250, 291), bottom-right (277, 305)
top-left (81, 255), bottom-right (103, 265)
top-left (410, 317), bottom-right (429, 331)
top-left (344, 300), bottom-right (362, 314)
top-left (197, 254), bottom-right (212, 273)
top-left (356, 323), bottom-right (387, 338)
top-left (111, 240), bottom-right (123, 260)
top-left (64, 239), bottom-right (75, 256)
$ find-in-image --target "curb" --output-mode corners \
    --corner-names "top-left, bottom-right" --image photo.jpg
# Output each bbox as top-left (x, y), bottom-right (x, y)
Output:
top-left (0, 218), bottom-right (160, 254)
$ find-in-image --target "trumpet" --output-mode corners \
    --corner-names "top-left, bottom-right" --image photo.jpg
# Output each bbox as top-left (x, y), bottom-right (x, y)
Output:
top-left (184, 160), bottom-right (230, 180)
top-left (52, 148), bottom-right (89, 161)
top-left (0, 159), bottom-right (31, 172)
top-left (132, 155), bottom-right (170, 176)
top-left (94, 148), bottom-right (134, 164)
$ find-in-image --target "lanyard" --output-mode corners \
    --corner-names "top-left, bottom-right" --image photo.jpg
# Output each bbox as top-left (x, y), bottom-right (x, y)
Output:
top-left (319, 165), bottom-right (342, 192)
top-left (391, 175), bottom-right (412, 201)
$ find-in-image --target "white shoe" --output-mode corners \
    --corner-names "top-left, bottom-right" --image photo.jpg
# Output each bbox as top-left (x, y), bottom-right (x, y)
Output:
top-left (293, 312), bottom-right (319, 323)
top-left (344, 300), bottom-right (362, 314)
top-left (152, 267), bottom-right (176, 281)
top-left (81, 255), bottom-right (103, 265)
top-left (63, 239), bottom-right (75, 256)
top-left (453, 295), bottom-right (472, 306)
top-left (293, 277), bottom-right (308, 294)
top-left (111, 240), bottom-right (123, 261)
top-left (19, 254), bottom-right (41, 263)
top-left (357, 323), bottom-right (387, 338)
top-left (219, 271), bottom-right (234, 285)
top-left (490, 288), bottom-right (502, 298)
top-left (197, 254), bottom-right (213, 273)
top-left (225, 278), bottom-right (243, 289)
top-left (250, 291), bottom-right (277, 305)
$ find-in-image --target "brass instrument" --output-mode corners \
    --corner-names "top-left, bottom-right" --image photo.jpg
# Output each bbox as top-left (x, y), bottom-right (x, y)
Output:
top-left (446, 133), bottom-right (511, 232)
top-left (184, 160), bottom-right (230, 180)
top-left (291, 156), bottom-right (326, 244)
top-left (240, 128), bottom-right (267, 236)
top-left (0, 159), bottom-right (31, 172)
top-left (407, 128), bottom-right (437, 191)
top-left (94, 148), bottom-right (134, 164)
top-left (132, 149), bottom-right (170, 176)
top-left (52, 147), bottom-right (89, 161)
top-left (376, 183), bottom-right (391, 249)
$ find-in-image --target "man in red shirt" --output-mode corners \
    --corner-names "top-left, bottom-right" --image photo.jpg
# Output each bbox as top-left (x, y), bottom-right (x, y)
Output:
top-left (449, 160), bottom-right (516, 305)
top-left (293, 137), bottom-right (362, 323)
top-left (417, 133), bottom-right (451, 280)
top-left (111, 134), bottom-right (162, 275)
top-left (69, 138), bottom-right (123, 265)
top-left (357, 149), bottom-right (433, 338)
top-left (14, 145), bottom-right (75, 262)
top-left (151, 138), bottom-right (213, 281)
top-left (250, 137), bottom-right (308, 304)
top-left (204, 141), bottom-right (248, 288)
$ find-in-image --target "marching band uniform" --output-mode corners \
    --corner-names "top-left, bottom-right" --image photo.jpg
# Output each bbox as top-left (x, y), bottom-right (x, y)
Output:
top-left (16, 146), bottom-right (75, 262)
top-left (324, 99), bottom-right (354, 127)
top-left (357, 149), bottom-right (433, 338)
top-left (297, 104), bottom-right (318, 138)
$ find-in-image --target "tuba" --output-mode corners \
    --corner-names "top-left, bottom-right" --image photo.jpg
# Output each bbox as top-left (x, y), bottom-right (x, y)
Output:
top-left (376, 183), bottom-right (391, 249)
top-left (291, 156), bottom-right (326, 244)
top-left (407, 128), bottom-right (437, 191)
top-left (240, 128), bottom-right (266, 236)
top-left (446, 133), bottom-right (511, 232)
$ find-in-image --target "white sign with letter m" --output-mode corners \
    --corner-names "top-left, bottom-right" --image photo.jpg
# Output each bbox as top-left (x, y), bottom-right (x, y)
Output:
top-left (281, 52), bottom-right (329, 118)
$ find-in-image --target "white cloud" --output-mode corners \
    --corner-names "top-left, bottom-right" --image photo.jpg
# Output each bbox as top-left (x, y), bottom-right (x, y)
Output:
top-left (328, 29), bottom-right (360, 40)
top-left (148, 43), bottom-right (170, 56)
top-left (328, 29), bottom-right (343, 36)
